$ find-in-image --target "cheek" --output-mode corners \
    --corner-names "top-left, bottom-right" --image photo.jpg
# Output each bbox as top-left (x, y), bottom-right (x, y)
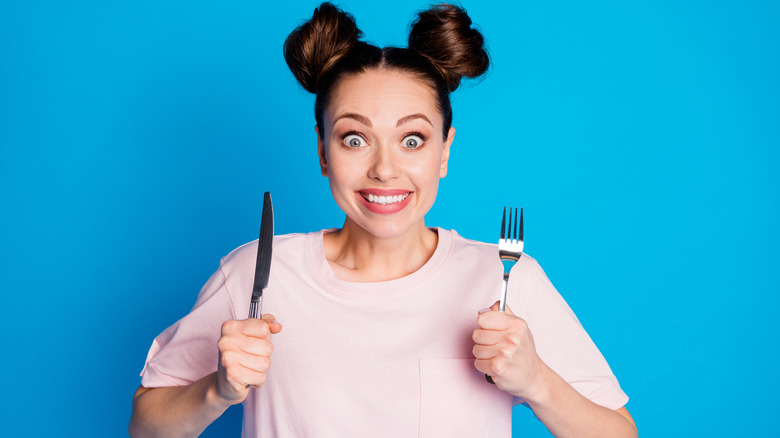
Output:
top-left (418, 150), bottom-right (445, 176)
top-left (324, 154), bottom-right (360, 190)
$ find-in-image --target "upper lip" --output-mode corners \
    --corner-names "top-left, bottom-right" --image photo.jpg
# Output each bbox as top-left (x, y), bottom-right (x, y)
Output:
top-left (358, 189), bottom-right (412, 196)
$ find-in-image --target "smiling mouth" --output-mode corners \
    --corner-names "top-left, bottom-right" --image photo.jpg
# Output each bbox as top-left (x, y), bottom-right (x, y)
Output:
top-left (360, 192), bottom-right (411, 205)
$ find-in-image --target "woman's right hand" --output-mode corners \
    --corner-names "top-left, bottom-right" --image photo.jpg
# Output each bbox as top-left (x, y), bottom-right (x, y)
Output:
top-left (215, 314), bottom-right (283, 405)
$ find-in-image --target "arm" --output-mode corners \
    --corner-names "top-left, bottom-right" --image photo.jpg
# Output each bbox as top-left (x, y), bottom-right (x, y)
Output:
top-left (473, 302), bottom-right (637, 438)
top-left (129, 373), bottom-right (229, 438)
top-left (520, 363), bottom-right (636, 437)
top-left (129, 315), bottom-right (282, 438)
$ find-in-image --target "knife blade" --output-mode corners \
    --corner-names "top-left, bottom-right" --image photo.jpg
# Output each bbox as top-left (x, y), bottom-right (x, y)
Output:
top-left (249, 191), bottom-right (274, 318)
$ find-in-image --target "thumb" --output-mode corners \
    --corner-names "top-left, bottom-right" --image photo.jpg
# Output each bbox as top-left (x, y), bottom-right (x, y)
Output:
top-left (261, 313), bottom-right (283, 334)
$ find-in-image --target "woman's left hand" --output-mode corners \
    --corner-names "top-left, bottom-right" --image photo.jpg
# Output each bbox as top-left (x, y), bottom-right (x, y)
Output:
top-left (472, 301), bottom-right (548, 399)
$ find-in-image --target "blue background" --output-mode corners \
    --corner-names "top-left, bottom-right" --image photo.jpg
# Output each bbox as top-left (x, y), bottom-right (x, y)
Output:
top-left (1, 0), bottom-right (778, 436)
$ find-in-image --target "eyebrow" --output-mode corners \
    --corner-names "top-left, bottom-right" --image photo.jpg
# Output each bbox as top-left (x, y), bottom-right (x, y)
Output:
top-left (334, 113), bottom-right (372, 127)
top-left (332, 112), bottom-right (434, 128)
top-left (396, 113), bottom-right (433, 127)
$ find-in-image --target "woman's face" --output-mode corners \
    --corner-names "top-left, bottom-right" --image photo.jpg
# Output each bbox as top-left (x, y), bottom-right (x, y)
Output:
top-left (317, 69), bottom-right (455, 240)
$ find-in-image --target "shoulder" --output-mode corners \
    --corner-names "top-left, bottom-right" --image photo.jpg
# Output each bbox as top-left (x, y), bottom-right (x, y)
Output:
top-left (444, 228), bottom-right (543, 270)
top-left (218, 230), bottom-right (321, 273)
top-left (444, 228), bottom-right (497, 261)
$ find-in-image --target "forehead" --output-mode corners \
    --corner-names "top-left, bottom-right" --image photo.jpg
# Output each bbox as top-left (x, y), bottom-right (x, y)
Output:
top-left (326, 69), bottom-right (441, 125)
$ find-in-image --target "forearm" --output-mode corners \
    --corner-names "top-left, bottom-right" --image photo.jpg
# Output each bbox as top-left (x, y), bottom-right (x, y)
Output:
top-left (129, 372), bottom-right (231, 438)
top-left (523, 365), bottom-right (637, 438)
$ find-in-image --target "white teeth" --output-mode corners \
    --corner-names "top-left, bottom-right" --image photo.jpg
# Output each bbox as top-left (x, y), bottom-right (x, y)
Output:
top-left (364, 192), bottom-right (410, 205)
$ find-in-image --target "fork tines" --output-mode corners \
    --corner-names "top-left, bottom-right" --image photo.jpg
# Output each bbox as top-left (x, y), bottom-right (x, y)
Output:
top-left (501, 206), bottom-right (523, 245)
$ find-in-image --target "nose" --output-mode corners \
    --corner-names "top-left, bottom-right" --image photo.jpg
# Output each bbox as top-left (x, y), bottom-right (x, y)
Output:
top-left (368, 144), bottom-right (400, 182)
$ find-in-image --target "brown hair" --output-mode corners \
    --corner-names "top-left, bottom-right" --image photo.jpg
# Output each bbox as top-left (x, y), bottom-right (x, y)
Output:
top-left (283, 2), bottom-right (490, 138)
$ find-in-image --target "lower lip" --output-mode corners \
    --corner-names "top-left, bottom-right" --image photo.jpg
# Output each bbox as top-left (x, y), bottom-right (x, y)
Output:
top-left (357, 192), bottom-right (413, 214)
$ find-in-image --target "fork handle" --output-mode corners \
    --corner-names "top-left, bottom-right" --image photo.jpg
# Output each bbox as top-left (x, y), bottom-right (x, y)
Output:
top-left (486, 275), bottom-right (511, 384)
top-left (499, 274), bottom-right (509, 312)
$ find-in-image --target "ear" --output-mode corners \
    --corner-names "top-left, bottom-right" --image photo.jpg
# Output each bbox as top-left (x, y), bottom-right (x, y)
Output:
top-left (316, 124), bottom-right (328, 177)
top-left (439, 126), bottom-right (455, 178)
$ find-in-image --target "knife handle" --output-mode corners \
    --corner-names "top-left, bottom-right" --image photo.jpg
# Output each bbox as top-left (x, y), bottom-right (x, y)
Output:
top-left (249, 298), bottom-right (262, 319)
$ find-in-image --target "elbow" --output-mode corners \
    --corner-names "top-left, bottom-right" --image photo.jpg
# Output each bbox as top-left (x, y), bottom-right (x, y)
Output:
top-left (128, 386), bottom-right (153, 438)
top-left (623, 414), bottom-right (638, 438)
top-left (128, 411), bottom-right (145, 438)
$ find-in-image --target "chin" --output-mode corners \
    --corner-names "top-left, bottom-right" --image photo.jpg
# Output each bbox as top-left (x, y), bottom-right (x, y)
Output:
top-left (362, 222), bottom-right (416, 240)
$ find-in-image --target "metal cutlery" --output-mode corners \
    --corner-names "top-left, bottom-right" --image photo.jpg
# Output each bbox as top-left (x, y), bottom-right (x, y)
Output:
top-left (249, 191), bottom-right (274, 319)
top-left (486, 206), bottom-right (524, 384)
top-left (498, 206), bottom-right (523, 312)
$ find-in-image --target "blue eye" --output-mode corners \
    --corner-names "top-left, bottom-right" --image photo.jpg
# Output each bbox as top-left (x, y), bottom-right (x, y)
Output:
top-left (343, 134), bottom-right (366, 148)
top-left (402, 134), bottom-right (424, 149)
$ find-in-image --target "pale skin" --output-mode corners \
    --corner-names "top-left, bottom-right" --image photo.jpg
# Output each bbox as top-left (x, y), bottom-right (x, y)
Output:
top-left (129, 314), bottom-right (282, 437)
top-left (129, 69), bottom-right (636, 437)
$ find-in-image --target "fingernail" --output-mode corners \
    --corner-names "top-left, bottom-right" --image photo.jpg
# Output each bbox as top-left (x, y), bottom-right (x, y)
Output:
top-left (478, 308), bottom-right (491, 314)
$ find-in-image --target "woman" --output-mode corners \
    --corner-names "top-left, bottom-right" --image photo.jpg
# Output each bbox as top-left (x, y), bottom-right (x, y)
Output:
top-left (129, 3), bottom-right (637, 437)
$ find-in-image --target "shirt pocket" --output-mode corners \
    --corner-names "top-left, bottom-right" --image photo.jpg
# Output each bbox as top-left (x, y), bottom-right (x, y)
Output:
top-left (418, 358), bottom-right (513, 438)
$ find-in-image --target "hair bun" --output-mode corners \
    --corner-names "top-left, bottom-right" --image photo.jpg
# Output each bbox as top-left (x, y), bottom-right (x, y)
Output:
top-left (408, 4), bottom-right (490, 92)
top-left (283, 2), bottom-right (362, 94)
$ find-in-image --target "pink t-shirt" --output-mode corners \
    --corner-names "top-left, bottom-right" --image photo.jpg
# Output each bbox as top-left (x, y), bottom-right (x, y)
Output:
top-left (140, 228), bottom-right (628, 437)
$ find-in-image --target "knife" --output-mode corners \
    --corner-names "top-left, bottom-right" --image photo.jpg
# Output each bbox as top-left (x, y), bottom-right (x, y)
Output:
top-left (249, 191), bottom-right (274, 319)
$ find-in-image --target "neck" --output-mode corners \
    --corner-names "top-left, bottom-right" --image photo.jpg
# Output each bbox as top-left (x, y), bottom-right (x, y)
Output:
top-left (323, 218), bottom-right (439, 282)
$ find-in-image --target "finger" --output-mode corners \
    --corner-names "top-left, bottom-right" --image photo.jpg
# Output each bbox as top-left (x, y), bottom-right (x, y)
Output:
top-left (224, 362), bottom-right (268, 389)
top-left (473, 358), bottom-right (499, 377)
top-left (221, 350), bottom-right (272, 378)
top-left (237, 337), bottom-right (274, 357)
top-left (472, 328), bottom-right (506, 346)
top-left (472, 343), bottom-right (498, 360)
top-left (261, 313), bottom-right (283, 334)
top-left (238, 318), bottom-right (272, 338)
top-left (237, 355), bottom-right (272, 374)
top-left (477, 310), bottom-right (512, 331)
top-left (221, 319), bottom-right (243, 337)
top-left (476, 301), bottom-right (503, 328)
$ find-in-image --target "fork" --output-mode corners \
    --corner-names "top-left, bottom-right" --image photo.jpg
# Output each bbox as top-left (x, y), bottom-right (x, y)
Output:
top-left (498, 206), bottom-right (524, 311)
top-left (486, 207), bottom-right (524, 384)
top-left (485, 207), bottom-right (523, 384)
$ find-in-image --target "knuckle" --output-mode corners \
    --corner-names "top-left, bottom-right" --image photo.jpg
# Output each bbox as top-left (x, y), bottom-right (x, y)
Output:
top-left (221, 319), bottom-right (237, 334)
top-left (258, 322), bottom-right (270, 336)
top-left (499, 346), bottom-right (515, 360)
top-left (490, 361), bottom-right (506, 376)
top-left (252, 338), bottom-right (271, 355)
top-left (258, 356), bottom-right (271, 371)
top-left (507, 333), bottom-right (523, 347)
top-left (221, 350), bottom-right (236, 365)
top-left (225, 367), bottom-right (239, 381)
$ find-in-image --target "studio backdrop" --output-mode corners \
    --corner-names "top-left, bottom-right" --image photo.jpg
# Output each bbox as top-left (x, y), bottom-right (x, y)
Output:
top-left (0, 0), bottom-right (778, 436)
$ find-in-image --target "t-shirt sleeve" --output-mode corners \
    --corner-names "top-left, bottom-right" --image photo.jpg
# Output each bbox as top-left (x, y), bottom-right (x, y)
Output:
top-left (507, 256), bottom-right (629, 410)
top-left (139, 263), bottom-right (237, 388)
